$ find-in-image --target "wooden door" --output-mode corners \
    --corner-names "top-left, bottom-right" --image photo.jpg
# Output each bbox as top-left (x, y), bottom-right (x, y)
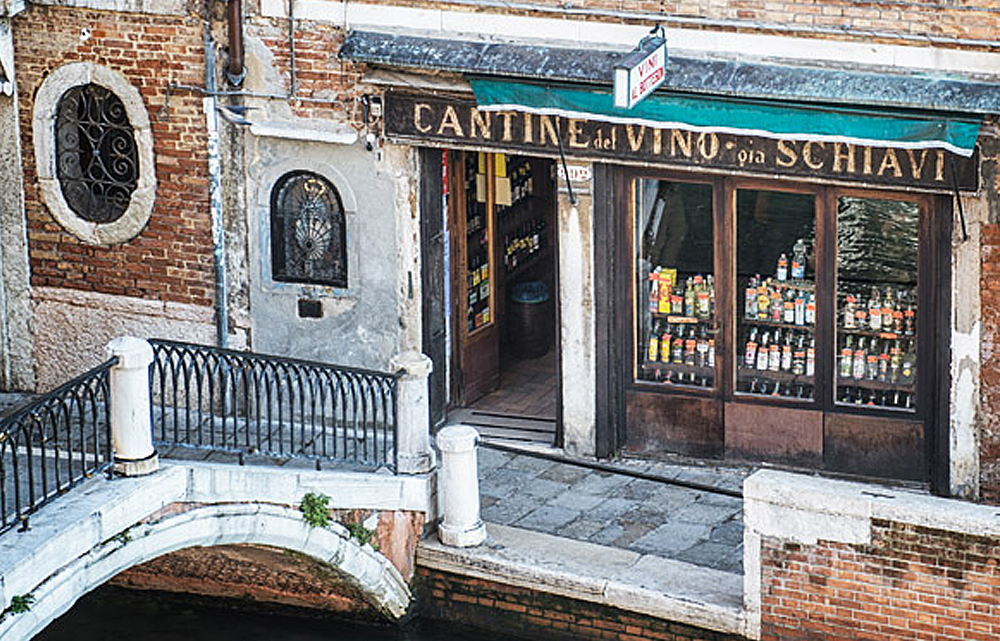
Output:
top-left (451, 151), bottom-right (499, 405)
top-left (419, 148), bottom-right (447, 427)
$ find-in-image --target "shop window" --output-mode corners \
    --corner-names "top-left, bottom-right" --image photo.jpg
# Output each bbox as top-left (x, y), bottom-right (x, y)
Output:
top-left (736, 189), bottom-right (816, 400)
top-left (835, 196), bottom-right (918, 411)
top-left (270, 171), bottom-right (347, 288)
top-left (32, 62), bottom-right (156, 245)
top-left (624, 170), bottom-right (936, 481)
top-left (635, 179), bottom-right (715, 388)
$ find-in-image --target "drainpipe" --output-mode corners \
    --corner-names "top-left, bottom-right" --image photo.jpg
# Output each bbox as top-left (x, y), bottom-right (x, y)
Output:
top-left (226, 0), bottom-right (245, 86)
top-left (204, 26), bottom-right (229, 349)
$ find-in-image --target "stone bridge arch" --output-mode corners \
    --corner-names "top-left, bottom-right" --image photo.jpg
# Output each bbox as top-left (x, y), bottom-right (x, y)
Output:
top-left (1, 499), bottom-right (412, 640)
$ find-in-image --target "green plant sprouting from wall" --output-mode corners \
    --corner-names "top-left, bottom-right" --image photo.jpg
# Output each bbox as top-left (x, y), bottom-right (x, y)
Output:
top-left (299, 493), bottom-right (380, 551)
top-left (300, 492), bottom-right (331, 528)
top-left (0, 593), bottom-right (36, 622)
top-left (345, 522), bottom-right (379, 550)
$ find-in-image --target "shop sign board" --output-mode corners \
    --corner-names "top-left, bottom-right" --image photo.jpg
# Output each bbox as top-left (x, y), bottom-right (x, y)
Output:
top-left (613, 36), bottom-right (667, 109)
top-left (384, 92), bottom-right (978, 192)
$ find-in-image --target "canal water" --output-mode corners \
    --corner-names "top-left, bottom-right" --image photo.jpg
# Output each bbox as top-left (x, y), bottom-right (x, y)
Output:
top-left (35, 586), bottom-right (523, 641)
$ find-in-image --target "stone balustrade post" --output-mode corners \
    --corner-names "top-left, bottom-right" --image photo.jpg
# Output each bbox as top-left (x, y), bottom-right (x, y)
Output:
top-left (389, 351), bottom-right (435, 474)
top-left (436, 424), bottom-right (487, 547)
top-left (106, 336), bottom-right (158, 476)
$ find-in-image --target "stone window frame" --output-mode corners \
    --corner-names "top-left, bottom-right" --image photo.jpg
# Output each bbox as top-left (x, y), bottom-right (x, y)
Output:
top-left (33, 62), bottom-right (156, 245)
top-left (255, 155), bottom-right (358, 296)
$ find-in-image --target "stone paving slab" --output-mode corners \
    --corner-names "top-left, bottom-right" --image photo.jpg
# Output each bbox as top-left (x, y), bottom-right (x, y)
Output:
top-left (477, 444), bottom-right (753, 575)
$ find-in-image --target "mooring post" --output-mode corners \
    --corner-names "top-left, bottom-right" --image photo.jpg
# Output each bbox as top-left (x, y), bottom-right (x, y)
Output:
top-left (106, 336), bottom-right (159, 476)
top-left (389, 351), bottom-right (435, 474)
top-left (436, 424), bottom-right (487, 547)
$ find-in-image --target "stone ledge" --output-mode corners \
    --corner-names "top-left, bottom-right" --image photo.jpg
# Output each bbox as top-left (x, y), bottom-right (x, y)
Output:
top-left (744, 469), bottom-right (1000, 545)
top-left (417, 522), bottom-right (744, 636)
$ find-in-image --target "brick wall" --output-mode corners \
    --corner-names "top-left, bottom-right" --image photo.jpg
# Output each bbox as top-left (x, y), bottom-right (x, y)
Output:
top-left (980, 129), bottom-right (1000, 502)
top-left (378, 0), bottom-right (1000, 48)
top-left (416, 568), bottom-right (743, 641)
top-left (249, 18), bottom-right (364, 124)
top-left (760, 519), bottom-right (1000, 641)
top-left (14, 5), bottom-right (214, 307)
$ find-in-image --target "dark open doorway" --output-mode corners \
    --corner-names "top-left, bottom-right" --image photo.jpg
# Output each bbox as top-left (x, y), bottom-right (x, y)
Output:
top-left (421, 148), bottom-right (560, 446)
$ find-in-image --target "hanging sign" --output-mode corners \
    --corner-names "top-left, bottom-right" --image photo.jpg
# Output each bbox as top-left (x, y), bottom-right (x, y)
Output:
top-left (613, 28), bottom-right (668, 109)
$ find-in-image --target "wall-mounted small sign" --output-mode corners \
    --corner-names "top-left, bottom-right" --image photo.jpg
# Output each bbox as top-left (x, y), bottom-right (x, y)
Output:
top-left (558, 164), bottom-right (592, 183)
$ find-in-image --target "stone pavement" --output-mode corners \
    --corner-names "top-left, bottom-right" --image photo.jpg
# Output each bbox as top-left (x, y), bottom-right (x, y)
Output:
top-left (476, 445), bottom-right (754, 575)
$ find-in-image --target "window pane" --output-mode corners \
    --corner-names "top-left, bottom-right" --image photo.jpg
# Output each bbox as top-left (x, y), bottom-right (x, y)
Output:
top-left (736, 189), bottom-right (816, 400)
top-left (634, 179), bottom-right (715, 388)
top-left (836, 197), bottom-right (918, 411)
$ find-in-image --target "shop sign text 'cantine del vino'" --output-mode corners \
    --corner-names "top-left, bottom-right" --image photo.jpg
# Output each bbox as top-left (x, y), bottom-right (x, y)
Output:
top-left (383, 92), bottom-right (977, 191)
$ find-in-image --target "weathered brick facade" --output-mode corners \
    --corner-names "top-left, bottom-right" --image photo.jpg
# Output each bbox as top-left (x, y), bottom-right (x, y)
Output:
top-left (361, 0), bottom-right (1000, 48)
top-left (249, 19), bottom-right (363, 124)
top-left (417, 567), bottom-right (742, 641)
top-left (760, 519), bottom-right (1000, 641)
top-left (14, 5), bottom-right (214, 307)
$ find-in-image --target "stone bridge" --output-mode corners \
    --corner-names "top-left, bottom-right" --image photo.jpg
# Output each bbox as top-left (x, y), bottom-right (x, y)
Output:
top-left (0, 338), bottom-right (438, 639)
top-left (0, 460), bottom-right (434, 639)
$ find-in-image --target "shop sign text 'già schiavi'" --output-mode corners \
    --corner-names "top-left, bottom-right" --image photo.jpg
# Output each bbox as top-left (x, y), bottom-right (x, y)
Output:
top-left (383, 91), bottom-right (978, 191)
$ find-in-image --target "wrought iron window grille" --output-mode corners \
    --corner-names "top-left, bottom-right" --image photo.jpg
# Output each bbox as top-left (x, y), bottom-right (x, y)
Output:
top-left (271, 171), bottom-right (347, 287)
top-left (55, 83), bottom-right (139, 224)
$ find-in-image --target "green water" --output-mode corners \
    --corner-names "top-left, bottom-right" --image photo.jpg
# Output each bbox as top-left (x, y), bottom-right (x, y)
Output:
top-left (35, 586), bottom-right (517, 641)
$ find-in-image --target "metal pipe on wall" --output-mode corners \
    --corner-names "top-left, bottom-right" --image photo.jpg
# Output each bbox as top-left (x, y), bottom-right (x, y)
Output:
top-left (204, 23), bottom-right (230, 349)
top-left (226, 0), bottom-right (245, 85)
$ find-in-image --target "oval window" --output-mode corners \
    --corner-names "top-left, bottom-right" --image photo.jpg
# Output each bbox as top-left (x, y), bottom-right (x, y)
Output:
top-left (55, 83), bottom-right (138, 224)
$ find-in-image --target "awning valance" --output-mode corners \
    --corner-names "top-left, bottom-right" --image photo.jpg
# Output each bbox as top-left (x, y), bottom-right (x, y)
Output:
top-left (470, 77), bottom-right (982, 157)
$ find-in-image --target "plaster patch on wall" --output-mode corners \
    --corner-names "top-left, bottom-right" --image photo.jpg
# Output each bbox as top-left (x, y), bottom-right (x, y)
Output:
top-left (32, 287), bottom-right (219, 391)
top-left (951, 321), bottom-right (980, 498)
top-left (28, 0), bottom-right (185, 15)
top-left (386, 143), bottom-right (421, 353)
top-left (559, 189), bottom-right (596, 457)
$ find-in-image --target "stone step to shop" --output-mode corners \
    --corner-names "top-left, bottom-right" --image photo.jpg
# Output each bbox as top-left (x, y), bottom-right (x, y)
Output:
top-left (417, 522), bottom-right (744, 637)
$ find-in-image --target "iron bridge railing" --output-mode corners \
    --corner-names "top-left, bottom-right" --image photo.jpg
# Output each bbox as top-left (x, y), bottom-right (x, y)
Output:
top-left (148, 340), bottom-right (400, 471)
top-left (0, 359), bottom-right (116, 535)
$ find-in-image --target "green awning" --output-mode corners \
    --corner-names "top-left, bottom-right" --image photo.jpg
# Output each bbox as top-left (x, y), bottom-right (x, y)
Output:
top-left (469, 77), bottom-right (981, 157)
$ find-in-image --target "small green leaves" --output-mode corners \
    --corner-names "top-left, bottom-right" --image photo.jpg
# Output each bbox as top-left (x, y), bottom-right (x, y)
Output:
top-left (300, 492), bottom-right (331, 528)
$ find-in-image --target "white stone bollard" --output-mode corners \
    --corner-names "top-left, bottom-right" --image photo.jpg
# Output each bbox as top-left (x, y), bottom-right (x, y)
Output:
top-left (389, 351), bottom-right (435, 474)
top-left (106, 337), bottom-right (159, 476)
top-left (436, 424), bottom-right (487, 547)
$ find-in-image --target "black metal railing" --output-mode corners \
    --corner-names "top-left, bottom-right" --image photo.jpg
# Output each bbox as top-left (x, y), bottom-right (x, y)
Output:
top-left (0, 359), bottom-right (116, 535)
top-left (148, 340), bottom-right (399, 470)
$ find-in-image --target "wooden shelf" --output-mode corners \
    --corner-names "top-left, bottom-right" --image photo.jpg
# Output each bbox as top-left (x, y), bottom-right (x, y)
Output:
top-left (737, 368), bottom-right (813, 385)
top-left (836, 376), bottom-right (915, 393)
top-left (837, 326), bottom-right (914, 340)
top-left (742, 318), bottom-right (815, 332)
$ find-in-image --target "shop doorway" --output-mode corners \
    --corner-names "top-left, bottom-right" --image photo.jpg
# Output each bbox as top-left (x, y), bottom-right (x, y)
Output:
top-left (429, 149), bottom-right (560, 445)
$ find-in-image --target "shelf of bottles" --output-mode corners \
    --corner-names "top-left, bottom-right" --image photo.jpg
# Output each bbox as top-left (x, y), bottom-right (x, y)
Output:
top-left (465, 152), bottom-right (492, 334)
top-left (835, 285), bottom-right (916, 409)
top-left (640, 269), bottom-right (716, 388)
top-left (498, 157), bottom-right (548, 275)
top-left (738, 238), bottom-right (816, 400)
top-left (835, 196), bottom-right (919, 412)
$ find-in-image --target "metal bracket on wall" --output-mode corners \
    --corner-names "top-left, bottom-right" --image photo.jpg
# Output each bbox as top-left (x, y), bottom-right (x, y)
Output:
top-left (950, 155), bottom-right (969, 243)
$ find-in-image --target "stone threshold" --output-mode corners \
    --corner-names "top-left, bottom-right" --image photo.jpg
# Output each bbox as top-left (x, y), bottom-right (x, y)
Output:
top-left (416, 522), bottom-right (745, 637)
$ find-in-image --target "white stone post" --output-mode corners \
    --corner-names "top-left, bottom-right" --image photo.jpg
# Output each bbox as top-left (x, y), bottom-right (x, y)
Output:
top-left (389, 351), bottom-right (435, 474)
top-left (106, 337), bottom-right (158, 476)
top-left (436, 424), bottom-right (487, 547)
